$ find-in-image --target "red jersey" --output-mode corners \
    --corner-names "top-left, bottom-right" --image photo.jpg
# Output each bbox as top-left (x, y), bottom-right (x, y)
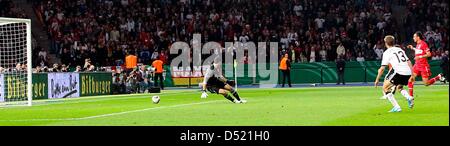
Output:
top-left (414, 40), bottom-right (430, 65)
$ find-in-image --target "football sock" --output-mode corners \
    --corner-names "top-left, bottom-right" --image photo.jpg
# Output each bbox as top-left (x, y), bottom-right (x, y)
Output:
top-left (400, 89), bottom-right (413, 100)
top-left (386, 93), bottom-right (400, 108)
top-left (408, 82), bottom-right (414, 97)
top-left (427, 76), bottom-right (441, 85)
top-left (232, 92), bottom-right (241, 101)
top-left (230, 88), bottom-right (241, 101)
top-left (223, 94), bottom-right (234, 102)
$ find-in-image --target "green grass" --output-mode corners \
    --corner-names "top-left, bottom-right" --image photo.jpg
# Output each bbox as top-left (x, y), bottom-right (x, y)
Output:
top-left (0, 85), bottom-right (448, 126)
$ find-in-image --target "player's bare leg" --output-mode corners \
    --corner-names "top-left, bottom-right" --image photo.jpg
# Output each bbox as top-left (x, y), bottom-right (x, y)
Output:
top-left (380, 80), bottom-right (391, 99)
top-left (382, 80), bottom-right (391, 91)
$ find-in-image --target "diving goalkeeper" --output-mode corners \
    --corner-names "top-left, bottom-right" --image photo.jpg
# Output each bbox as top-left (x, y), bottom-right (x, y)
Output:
top-left (200, 57), bottom-right (247, 104)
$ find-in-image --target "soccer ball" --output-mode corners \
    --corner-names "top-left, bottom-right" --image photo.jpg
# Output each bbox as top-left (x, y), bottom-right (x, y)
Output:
top-left (152, 96), bottom-right (160, 104)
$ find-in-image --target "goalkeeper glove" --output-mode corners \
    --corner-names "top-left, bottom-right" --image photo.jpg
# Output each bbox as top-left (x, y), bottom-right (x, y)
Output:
top-left (201, 90), bottom-right (208, 99)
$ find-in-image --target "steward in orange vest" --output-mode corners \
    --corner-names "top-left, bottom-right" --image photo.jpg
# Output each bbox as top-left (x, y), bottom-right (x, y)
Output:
top-left (279, 53), bottom-right (292, 87)
top-left (152, 57), bottom-right (164, 90)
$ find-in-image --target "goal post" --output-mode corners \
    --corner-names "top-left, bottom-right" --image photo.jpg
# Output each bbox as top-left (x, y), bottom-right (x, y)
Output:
top-left (0, 17), bottom-right (32, 106)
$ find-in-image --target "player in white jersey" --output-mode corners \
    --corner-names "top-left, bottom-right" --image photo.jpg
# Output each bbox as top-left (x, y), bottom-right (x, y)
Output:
top-left (379, 46), bottom-right (417, 102)
top-left (200, 57), bottom-right (247, 104)
top-left (375, 36), bottom-right (415, 112)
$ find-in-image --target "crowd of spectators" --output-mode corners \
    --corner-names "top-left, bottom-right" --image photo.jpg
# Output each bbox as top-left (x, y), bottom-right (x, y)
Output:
top-left (0, 0), bottom-right (28, 19)
top-left (0, 63), bottom-right (28, 73)
top-left (30, 0), bottom-right (398, 66)
top-left (33, 0), bottom-right (446, 66)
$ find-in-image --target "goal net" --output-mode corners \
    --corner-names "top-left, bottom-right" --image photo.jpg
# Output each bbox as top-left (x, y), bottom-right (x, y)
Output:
top-left (0, 17), bottom-right (32, 107)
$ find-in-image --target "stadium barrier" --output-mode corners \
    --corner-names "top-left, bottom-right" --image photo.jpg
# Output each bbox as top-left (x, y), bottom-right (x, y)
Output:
top-left (166, 60), bottom-right (444, 87)
top-left (0, 72), bottom-right (112, 101)
top-left (79, 72), bottom-right (112, 97)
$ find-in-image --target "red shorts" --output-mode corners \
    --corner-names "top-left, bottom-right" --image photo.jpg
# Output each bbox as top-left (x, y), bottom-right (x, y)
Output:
top-left (413, 64), bottom-right (432, 78)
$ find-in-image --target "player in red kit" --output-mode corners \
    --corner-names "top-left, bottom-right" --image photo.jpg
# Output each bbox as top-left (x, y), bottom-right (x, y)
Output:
top-left (407, 31), bottom-right (446, 98)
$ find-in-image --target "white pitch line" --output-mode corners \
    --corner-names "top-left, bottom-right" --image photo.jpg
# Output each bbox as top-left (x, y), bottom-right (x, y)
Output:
top-left (31, 91), bottom-right (197, 106)
top-left (0, 100), bottom-right (223, 122)
top-left (0, 90), bottom-right (199, 109)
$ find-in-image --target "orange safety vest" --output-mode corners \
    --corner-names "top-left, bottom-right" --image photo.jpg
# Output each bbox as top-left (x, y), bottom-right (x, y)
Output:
top-left (125, 55), bottom-right (138, 69)
top-left (152, 60), bottom-right (164, 73)
top-left (279, 57), bottom-right (288, 70)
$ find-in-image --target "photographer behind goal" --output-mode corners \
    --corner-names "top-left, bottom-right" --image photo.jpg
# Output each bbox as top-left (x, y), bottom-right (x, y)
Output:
top-left (200, 57), bottom-right (247, 104)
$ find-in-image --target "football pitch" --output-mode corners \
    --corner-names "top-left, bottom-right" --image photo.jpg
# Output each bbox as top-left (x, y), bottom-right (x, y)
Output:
top-left (0, 85), bottom-right (448, 126)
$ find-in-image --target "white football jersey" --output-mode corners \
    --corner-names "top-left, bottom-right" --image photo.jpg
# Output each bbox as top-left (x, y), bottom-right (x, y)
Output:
top-left (381, 47), bottom-right (412, 75)
top-left (202, 64), bottom-right (223, 84)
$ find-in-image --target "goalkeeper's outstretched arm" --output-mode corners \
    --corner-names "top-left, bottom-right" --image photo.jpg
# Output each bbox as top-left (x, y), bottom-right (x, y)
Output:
top-left (200, 73), bottom-right (210, 98)
top-left (201, 82), bottom-right (207, 92)
top-left (200, 82), bottom-right (208, 98)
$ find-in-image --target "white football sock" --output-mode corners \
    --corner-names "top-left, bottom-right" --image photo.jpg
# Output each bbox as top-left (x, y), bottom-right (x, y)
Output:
top-left (400, 89), bottom-right (413, 100)
top-left (386, 93), bottom-right (400, 108)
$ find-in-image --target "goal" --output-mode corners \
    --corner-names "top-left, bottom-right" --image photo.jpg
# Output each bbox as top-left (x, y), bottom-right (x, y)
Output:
top-left (0, 17), bottom-right (32, 106)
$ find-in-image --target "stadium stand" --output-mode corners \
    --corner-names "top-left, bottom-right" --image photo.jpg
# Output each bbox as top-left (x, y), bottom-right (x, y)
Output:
top-left (0, 0), bottom-right (448, 69)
